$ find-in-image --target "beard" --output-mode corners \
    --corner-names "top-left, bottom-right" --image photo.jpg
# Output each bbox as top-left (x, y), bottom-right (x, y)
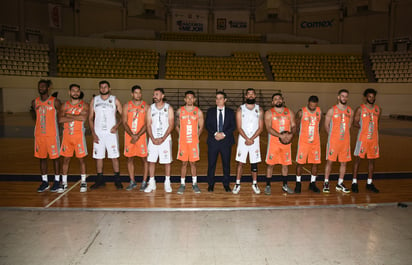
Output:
top-left (339, 99), bottom-right (347, 105)
top-left (246, 98), bottom-right (256, 104)
top-left (367, 99), bottom-right (375, 105)
top-left (71, 95), bottom-right (80, 100)
top-left (275, 102), bottom-right (283, 108)
top-left (100, 90), bottom-right (110, 95)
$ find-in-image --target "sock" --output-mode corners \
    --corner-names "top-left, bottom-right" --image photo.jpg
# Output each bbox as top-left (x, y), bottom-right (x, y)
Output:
top-left (181, 178), bottom-right (185, 185)
top-left (324, 179), bottom-right (329, 183)
top-left (338, 178), bottom-right (343, 185)
top-left (367, 179), bottom-right (372, 185)
top-left (42, 175), bottom-right (48, 182)
top-left (236, 179), bottom-right (240, 185)
top-left (165, 176), bottom-right (170, 182)
top-left (149, 177), bottom-right (155, 183)
top-left (81, 174), bottom-right (86, 183)
top-left (62, 175), bottom-right (67, 184)
top-left (283, 177), bottom-right (287, 186)
top-left (253, 180), bottom-right (257, 185)
top-left (311, 175), bottom-right (316, 182)
top-left (266, 178), bottom-right (271, 186)
top-left (296, 176), bottom-right (301, 182)
top-left (54, 175), bottom-right (60, 182)
top-left (192, 176), bottom-right (197, 184)
top-left (114, 172), bottom-right (120, 178)
top-left (352, 178), bottom-right (357, 184)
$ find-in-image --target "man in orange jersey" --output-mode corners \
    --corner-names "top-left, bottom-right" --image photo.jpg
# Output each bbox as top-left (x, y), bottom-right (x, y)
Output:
top-left (351, 88), bottom-right (381, 193)
top-left (89, 80), bottom-right (123, 190)
top-left (122, 85), bottom-right (149, 192)
top-left (264, 92), bottom-right (296, 195)
top-left (294, 95), bottom-right (322, 193)
top-left (58, 84), bottom-right (89, 193)
top-left (323, 89), bottom-right (353, 194)
top-left (32, 79), bottom-right (62, 192)
top-left (175, 91), bottom-right (204, 194)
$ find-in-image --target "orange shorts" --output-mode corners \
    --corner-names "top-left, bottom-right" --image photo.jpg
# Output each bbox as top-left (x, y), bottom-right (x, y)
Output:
top-left (177, 141), bottom-right (200, 162)
top-left (265, 137), bottom-right (292, 166)
top-left (354, 140), bottom-right (379, 159)
top-left (124, 134), bottom-right (147, 158)
top-left (296, 142), bottom-right (321, 164)
top-left (326, 140), bottom-right (351, 162)
top-left (60, 133), bottom-right (87, 158)
top-left (34, 135), bottom-right (60, 159)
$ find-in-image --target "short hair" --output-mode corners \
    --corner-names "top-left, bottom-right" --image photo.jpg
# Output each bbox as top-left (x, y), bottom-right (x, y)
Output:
top-left (38, 79), bottom-right (51, 88)
top-left (272, 92), bottom-right (283, 100)
top-left (338, 89), bottom-right (349, 95)
top-left (216, 91), bottom-right (227, 99)
top-left (363, 88), bottom-right (377, 97)
top-left (69, 84), bottom-right (80, 90)
top-left (308, 95), bottom-right (319, 103)
top-left (185, 90), bottom-right (195, 97)
top-left (131, 85), bottom-right (142, 92)
top-left (99, 80), bottom-right (110, 87)
top-left (154, 88), bottom-right (165, 94)
top-left (246, 88), bottom-right (255, 94)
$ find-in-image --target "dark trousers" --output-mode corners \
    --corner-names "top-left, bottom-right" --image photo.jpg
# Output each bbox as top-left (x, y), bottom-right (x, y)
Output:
top-left (207, 143), bottom-right (232, 187)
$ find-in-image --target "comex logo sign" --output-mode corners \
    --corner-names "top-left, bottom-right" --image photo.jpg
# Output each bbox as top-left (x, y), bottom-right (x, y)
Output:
top-left (301, 19), bottom-right (334, 29)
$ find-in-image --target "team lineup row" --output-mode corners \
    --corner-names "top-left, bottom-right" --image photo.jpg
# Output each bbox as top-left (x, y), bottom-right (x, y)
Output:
top-left (32, 79), bottom-right (381, 195)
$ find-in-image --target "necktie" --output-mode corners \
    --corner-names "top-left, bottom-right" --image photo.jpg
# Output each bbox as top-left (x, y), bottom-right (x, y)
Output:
top-left (218, 109), bottom-right (223, 132)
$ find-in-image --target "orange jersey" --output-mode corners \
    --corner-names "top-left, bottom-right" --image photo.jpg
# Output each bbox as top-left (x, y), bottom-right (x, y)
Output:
top-left (178, 106), bottom-right (200, 145)
top-left (269, 107), bottom-right (292, 144)
top-left (328, 105), bottom-right (352, 144)
top-left (356, 104), bottom-right (380, 143)
top-left (126, 100), bottom-right (147, 135)
top-left (34, 96), bottom-right (59, 137)
top-left (298, 106), bottom-right (321, 145)
top-left (62, 100), bottom-right (86, 136)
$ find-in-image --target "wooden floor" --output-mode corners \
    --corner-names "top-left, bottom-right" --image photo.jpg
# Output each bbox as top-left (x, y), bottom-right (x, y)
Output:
top-left (0, 112), bottom-right (411, 210)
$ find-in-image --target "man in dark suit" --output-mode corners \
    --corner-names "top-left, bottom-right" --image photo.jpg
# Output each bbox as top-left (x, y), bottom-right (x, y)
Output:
top-left (206, 91), bottom-right (236, 192)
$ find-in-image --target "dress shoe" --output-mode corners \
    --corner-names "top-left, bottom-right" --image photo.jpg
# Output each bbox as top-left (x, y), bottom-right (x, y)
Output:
top-left (208, 185), bottom-right (214, 192)
top-left (224, 185), bottom-right (231, 192)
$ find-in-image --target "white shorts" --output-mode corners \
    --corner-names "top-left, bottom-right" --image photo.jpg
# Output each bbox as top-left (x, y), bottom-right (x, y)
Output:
top-left (93, 131), bottom-right (120, 159)
top-left (147, 137), bottom-right (172, 164)
top-left (235, 135), bottom-right (261, 164)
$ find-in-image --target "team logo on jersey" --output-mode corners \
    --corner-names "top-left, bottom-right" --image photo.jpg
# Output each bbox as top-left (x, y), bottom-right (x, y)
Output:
top-left (255, 109), bottom-right (258, 113)
top-left (109, 100), bottom-right (112, 103)
top-left (193, 111), bottom-right (197, 115)
top-left (284, 111), bottom-right (288, 115)
top-left (164, 108), bottom-right (167, 112)
top-left (62, 146), bottom-right (66, 152)
top-left (48, 101), bottom-right (52, 105)
top-left (180, 152), bottom-right (183, 156)
top-left (299, 153), bottom-right (303, 160)
top-left (269, 154), bottom-right (273, 159)
top-left (237, 152), bottom-right (241, 157)
top-left (126, 147), bottom-right (129, 152)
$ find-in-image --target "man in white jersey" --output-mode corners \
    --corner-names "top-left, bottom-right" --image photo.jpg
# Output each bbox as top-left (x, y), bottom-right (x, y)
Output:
top-left (88, 80), bottom-right (123, 190)
top-left (233, 88), bottom-right (264, 195)
top-left (144, 88), bottom-right (175, 193)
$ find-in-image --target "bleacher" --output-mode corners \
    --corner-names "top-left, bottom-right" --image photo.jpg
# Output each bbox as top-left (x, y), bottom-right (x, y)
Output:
top-left (56, 47), bottom-right (159, 79)
top-left (267, 53), bottom-right (368, 82)
top-left (370, 51), bottom-right (412, 83)
top-left (165, 50), bottom-right (267, 81)
top-left (0, 40), bottom-right (49, 77)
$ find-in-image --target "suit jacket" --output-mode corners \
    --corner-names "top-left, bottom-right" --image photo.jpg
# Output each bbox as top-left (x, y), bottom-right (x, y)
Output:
top-left (206, 106), bottom-right (236, 146)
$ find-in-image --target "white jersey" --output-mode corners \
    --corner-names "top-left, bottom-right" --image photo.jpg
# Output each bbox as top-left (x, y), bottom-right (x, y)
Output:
top-left (93, 95), bottom-right (117, 133)
top-left (150, 102), bottom-right (171, 140)
top-left (240, 104), bottom-right (260, 138)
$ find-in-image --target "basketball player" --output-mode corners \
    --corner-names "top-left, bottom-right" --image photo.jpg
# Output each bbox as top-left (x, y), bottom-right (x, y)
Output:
top-left (58, 84), bottom-right (89, 192)
top-left (294, 95), bottom-right (322, 193)
top-left (122, 85), bottom-right (149, 191)
top-left (232, 88), bottom-right (264, 194)
top-left (175, 91), bottom-right (204, 194)
top-left (88, 80), bottom-right (123, 190)
top-left (323, 89), bottom-right (353, 193)
top-left (352, 88), bottom-right (381, 193)
top-left (144, 88), bottom-right (174, 193)
top-left (32, 79), bottom-right (61, 192)
top-left (264, 92), bottom-right (296, 195)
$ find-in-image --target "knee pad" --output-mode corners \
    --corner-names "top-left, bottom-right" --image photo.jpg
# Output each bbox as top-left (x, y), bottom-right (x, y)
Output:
top-left (251, 163), bottom-right (258, 172)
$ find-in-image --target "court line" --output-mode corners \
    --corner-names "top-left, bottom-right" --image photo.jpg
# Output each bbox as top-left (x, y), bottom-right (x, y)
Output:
top-left (44, 180), bottom-right (81, 208)
top-left (1, 202), bottom-right (409, 212)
